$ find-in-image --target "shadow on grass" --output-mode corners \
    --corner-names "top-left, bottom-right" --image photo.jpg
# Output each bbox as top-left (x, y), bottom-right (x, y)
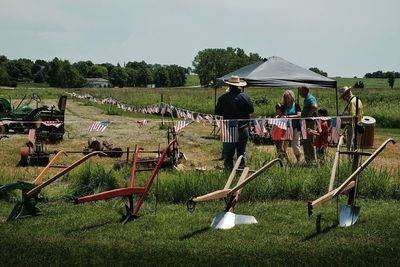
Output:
top-left (63, 221), bottom-right (117, 236)
top-left (179, 226), bottom-right (211, 240)
top-left (302, 214), bottom-right (338, 241)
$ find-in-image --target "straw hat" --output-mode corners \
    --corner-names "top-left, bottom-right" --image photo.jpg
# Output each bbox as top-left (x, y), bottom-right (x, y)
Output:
top-left (224, 75), bottom-right (247, 87)
top-left (339, 86), bottom-right (352, 99)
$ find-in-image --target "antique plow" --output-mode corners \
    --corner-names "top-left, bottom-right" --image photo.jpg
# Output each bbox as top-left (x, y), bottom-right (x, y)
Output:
top-left (75, 139), bottom-right (177, 224)
top-left (0, 150), bottom-right (106, 221)
top-left (308, 138), bottom-right (395, 227)
top-left (187, 156), bottom-right (283, 229)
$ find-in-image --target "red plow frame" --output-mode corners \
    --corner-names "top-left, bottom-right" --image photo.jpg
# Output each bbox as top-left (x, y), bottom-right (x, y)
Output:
top-left (76, 139), bottom-right (177, 224)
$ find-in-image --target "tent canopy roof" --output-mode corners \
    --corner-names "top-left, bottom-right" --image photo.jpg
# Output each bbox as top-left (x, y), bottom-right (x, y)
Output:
top-left (217, 56), bottom-right (337, 88)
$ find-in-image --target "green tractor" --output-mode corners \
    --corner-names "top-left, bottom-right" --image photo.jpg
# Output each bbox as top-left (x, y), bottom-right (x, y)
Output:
top-left (0, 93), bottom-right (67, 142)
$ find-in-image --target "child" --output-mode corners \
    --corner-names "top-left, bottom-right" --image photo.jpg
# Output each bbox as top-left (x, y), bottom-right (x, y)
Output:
top-left (308, 108), bottom-right (329, 160)
top-left (271, 103), bottom-right (288, 160)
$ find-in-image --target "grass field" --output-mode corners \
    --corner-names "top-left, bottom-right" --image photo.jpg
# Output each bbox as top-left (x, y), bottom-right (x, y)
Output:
top-left (0, 84), bottom-right (399, 266)
top-left (1, 200), bottom-right (400, 266)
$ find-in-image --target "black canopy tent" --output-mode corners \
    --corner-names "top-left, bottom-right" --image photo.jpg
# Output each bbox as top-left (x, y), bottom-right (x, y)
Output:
top-left (217, 56), bottom-right (339, 115)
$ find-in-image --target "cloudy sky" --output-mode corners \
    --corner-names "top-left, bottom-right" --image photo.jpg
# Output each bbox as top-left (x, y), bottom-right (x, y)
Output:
top-left (1, 0), bottom-right (399, 77)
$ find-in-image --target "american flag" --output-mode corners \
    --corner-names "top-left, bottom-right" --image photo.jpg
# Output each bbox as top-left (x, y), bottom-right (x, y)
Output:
top-left (220, 120), bottom-right (239, 143)
top-left (205, 114), bottom-right (214, 124)
top-left (174, 120), bottom-right (194, 133)
top-left (89, 121), bottom-right (110, 132)
top-left (186, 111), bottom-right (193, 120)
top-left (196, 114), bottom-right (206, 126)
top-left (300, 119), bottom-right (308, 139)
top-left (268, 118), bottom-right (288, 130)
top-left (330, 117), bottom-right (341, 143)
top-left (254, 119), bottom-right (266, 137)
top-left (160, 107), bottom-right (166, 115)
top-left (283, 120), bottom-right (293, 140)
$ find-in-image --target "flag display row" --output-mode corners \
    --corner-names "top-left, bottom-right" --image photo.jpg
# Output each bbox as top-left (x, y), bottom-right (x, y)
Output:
top-left (69, 92), bottom-right (342, 142)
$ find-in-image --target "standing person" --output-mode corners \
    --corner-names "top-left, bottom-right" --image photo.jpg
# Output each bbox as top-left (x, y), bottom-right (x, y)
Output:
top-left (271, 103), bottom-right (287, 160)
top-left (308, 108), bottom-right (329, 160)
top-left (215, 75), bottom-right (254, 170)
top-left (299, 86), bottom-right (318, 164)
top-left (282, 90), bottom-right (302, 162)
top-left (339, 86), bottom-right (364, 150)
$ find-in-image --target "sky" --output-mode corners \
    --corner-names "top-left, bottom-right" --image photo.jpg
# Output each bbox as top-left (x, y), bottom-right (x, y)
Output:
top-left (0, 0), bottom-right (399, 77)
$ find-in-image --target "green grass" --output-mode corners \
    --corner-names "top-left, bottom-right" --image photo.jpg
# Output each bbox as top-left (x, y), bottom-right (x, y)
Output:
top-left (16, 82), bottom-right (50, 88)
top-left (0, 200), bottom-right (399, 266)
top-left (185, 75), bottom-right (200, 87)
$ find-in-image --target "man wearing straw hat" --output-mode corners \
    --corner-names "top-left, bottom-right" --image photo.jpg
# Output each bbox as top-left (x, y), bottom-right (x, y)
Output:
top-left (339, 86), bottom-right (364, 150)
top-left (216, 75), bottom-right (254, 170)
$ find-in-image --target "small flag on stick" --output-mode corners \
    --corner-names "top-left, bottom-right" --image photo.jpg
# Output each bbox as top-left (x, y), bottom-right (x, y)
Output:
top-left (89, 121), bottom-right (110, 132)
top-left (174, 120), bottom-right (194, 133)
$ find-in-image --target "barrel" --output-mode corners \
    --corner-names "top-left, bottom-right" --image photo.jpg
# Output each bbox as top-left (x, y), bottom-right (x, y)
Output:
top-left (360, 116), bottom-right (375, 148)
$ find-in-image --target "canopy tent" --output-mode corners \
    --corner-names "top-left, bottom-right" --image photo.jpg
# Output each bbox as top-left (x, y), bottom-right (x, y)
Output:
top-left (216, 56), bottom-right (338, 115)
top-left (217, 56), bottom-right (337, 88)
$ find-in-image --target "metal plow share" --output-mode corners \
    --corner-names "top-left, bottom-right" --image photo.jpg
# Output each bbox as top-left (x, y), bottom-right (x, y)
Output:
top-left (0, 150), bottom-right (106, 221)
top-left (308, 138), bottom-right (395, 227)
top-left (75, 139), bottom-right (176, 224)
top-left (186, 156), bottom-right (283, 229)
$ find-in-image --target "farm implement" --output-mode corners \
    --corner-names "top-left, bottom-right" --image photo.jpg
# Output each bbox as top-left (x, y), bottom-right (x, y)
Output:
top-left (0, 150), bottom-right (106, 221)
top-left (186, 156), bottom-right (283, 229)
top-left (75, 139), bottom-right (177, 224)
top-left (308, 138), bottom-right (395, 227)
top-left (0, 94), bottom-right (67, 142)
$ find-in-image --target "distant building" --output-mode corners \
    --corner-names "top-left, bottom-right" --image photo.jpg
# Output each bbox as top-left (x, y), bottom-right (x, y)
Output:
top-left (86, 78), bottom-right (110, 88)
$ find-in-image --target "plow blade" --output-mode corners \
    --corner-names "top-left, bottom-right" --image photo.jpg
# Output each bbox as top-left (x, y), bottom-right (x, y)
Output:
top-left (339, 205), bottom-right (360, 227)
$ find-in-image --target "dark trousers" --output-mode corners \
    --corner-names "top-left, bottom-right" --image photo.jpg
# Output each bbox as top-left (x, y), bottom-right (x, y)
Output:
top-left (223, 127), bottom-right (249, 170)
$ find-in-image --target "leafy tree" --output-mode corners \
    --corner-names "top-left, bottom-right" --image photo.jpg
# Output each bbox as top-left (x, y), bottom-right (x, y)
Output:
top-left (47, 58), bottom-right (86, 88)
top-left (153, 65), bottom-right (170, 87)
top-left (4, 59), bottom-right (33, 81)
top-left (193, 47), bottom-right (262, 87)
top-left (109, 65), bottom-right (128, 87)
top-left (387, 72), bottom-right (395, 88)
top-left (99, 63), bottom-right (115, 78)
top-left (166, 65), bottom-right (186, 87)
top-left (88, 64), bottom-right (108, 79)
top-left (309, 67), bottom-right (328, 77)
top-left (125, 67), bottom-right (139, 87)
top-left (126, 61), bottom-right (153, 86)
top-left (73, 61), bottom-right (93, 78)
top-left (0, 65), bottom-right (12, 86)
top-left (0, 55), bottom-right (8, 65)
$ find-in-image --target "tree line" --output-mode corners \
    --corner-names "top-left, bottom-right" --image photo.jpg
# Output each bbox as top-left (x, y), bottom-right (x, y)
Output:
top-left (0, 49), bottom-right (398, 88)
top-left (0, 55), bottom-right (188, 88)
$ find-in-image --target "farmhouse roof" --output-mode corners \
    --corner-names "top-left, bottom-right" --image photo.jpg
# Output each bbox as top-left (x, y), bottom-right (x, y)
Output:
top-left (218, 56), bottom-right (336, 88)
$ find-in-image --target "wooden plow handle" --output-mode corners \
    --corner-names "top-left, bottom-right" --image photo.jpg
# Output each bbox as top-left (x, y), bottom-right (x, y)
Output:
top-left (33, 150), bottom-right (67, 185)
top-left (308, 138), bottom-right (395, 216)
top-left (187, 159), bottom-right (282, 212)
top-left (332, 138), bottom-right (395, 198)
top-left (27, 151), bottom-right (107, 197)
top-left (228, 158), bottom-right (283, 194)
top-left (328, 136), bottom-right (344, 192)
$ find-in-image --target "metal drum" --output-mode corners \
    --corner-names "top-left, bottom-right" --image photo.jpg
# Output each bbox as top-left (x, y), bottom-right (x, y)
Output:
top-left (360, 116), bottom-right (376, 148)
